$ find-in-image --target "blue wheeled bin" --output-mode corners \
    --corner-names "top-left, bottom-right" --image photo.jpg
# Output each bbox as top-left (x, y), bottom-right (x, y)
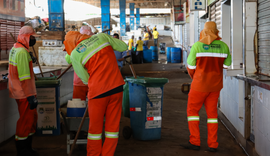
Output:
top-left (166, 47), bottom-right (172, 63)
top-left (35, 77), bottom-right (61, 136)
top-left (123, 77), bottom-right (168, 140)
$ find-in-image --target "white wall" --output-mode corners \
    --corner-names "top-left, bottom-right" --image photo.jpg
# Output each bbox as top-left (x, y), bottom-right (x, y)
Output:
top-left (220, 75), bottom-right (245, 136)
top-left (252, 86), bottom-right (270, 156)
top-left (245, 2), bottom-right (257, 74)
top-left (231, 0), bottom-right (243, 70)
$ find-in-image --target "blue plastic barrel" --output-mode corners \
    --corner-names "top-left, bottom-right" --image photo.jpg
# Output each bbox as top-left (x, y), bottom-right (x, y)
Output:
top-left (143, 46), bottom-right (148, 51)
top-left (143, 49), bottom-right (153, 63)
top-left (166, 47), bottom-right (171, 63)
top-left (150, 46), bottom-right (158, 61)
top-left (171, 47), bottom-right (181, 63)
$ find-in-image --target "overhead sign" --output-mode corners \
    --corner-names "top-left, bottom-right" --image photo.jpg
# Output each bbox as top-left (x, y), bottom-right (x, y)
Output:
top-left (190, 0), bottom-right (206, 11)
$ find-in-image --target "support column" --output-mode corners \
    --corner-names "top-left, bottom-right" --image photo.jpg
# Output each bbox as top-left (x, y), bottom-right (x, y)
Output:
top-left (101, 0), bottom-right (110, 34)
top-left (136, 8), bottom-right (140, 30)
top-left (130, 3), bottom-right (135, 31)
top-left (119, 0), bottom-right (126, 36)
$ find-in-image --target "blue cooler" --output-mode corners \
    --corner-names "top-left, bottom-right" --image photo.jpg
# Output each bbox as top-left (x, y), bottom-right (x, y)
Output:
top-left (126, 77), bottom-right (168, 140)
top-left (67, 99), bottom-right (87, 117)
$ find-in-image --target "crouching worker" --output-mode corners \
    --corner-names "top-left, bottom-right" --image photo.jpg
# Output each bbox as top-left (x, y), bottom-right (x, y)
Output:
top-left (8, 26), bottom-right (39, 156)
top-left (64, 31), bottom-right (128, 156)
top-left (65, 25), bottom-right (95, 101)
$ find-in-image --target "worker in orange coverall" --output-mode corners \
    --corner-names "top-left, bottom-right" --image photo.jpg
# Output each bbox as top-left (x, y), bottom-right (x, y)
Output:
top-left (180, 21), bottom-right (232, 152)
top-left (64, 30), bottom-right (127, 156)
top-left (8, 26), bottom-right (39, 156)
top-left (65, 25), bottom-right (94, 101)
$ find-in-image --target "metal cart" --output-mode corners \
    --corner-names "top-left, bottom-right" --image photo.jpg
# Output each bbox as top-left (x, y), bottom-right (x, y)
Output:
top-left (60, 108), bottom-right (89, 154)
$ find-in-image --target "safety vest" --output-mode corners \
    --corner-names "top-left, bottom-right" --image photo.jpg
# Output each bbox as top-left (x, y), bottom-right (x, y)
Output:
top-left (187, 40), bottom-right (232, 92)
top-left (8, 47), bottom-right (36, 99)
top-left (70, 33), bottom-right (128, 84)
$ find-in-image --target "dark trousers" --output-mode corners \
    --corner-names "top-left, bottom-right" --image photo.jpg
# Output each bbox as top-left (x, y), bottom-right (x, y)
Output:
top-left (154, 39), bottom-right (158, 46)
top-left (137, 51), bottom-right (143, 64)
top-left (143, 40), bottom-right (149, 46)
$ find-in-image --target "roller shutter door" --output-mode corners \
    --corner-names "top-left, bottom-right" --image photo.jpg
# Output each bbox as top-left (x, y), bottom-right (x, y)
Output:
top-left (258, 0), bottom-right (270, 76)
top-left (209, 0), bottom-right (222, 37)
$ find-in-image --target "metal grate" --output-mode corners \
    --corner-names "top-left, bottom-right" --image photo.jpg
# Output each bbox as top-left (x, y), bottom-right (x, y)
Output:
top-left (258, 0), bottom-right (270, 76)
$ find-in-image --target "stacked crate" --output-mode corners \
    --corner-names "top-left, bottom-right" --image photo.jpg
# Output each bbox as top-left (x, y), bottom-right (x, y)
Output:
top-left (0, 19), bottom-right (23, 60)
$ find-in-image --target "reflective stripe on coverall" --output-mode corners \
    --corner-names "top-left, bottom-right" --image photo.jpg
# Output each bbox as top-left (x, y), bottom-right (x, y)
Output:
top-left (186, 22), bottom-right (231, 148)
top-left (8, 26), bottom-right (37, 140)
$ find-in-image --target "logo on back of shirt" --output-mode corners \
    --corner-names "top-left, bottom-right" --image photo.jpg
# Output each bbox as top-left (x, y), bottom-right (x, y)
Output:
top-left (76, 44), bottom-right (87, 53)
top-left (203, 44), bottom-right (210, 50)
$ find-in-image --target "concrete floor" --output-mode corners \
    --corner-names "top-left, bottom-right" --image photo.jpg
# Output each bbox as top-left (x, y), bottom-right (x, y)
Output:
top-left (0, 36), bottom-right (247, 156)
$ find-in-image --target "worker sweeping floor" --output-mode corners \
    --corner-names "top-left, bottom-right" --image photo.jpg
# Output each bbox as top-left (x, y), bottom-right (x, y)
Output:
top-left (0, 61), bottom-right (246, 156)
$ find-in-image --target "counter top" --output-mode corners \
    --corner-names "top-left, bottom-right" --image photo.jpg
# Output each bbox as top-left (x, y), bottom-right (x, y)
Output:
top-left (236, 74), bottom-right (270, 91)
top-left (0, 66), bottom-right (73, 83)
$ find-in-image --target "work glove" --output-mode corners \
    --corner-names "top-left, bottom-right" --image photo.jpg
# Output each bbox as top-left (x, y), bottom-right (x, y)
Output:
top-left (29, 52), bottom-right (37, 63)
top-left (27, 96), bottom-right (38, 110)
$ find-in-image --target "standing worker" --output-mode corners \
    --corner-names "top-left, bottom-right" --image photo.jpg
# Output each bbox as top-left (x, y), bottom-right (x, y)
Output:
top-left (64, 30), bottom-right (127, 156)
top-left (181, 21), bottom-right (231, 152)
top-left (9, 26), bottom-right (39, 156)
top-left (143, 30), bottom-right (149, 46)
top-left (136, 36), bottom-right (144, 64)
top-left (128, 35), bottom-right (134, 54)
top-left (153, 28), bottom-right (159, 47)
top-left (153, 25), bottom-right (157, 31)
top-left (65, 25), bottom-right (94, 101)
top-left (113, 33), bottom-right (127, 71)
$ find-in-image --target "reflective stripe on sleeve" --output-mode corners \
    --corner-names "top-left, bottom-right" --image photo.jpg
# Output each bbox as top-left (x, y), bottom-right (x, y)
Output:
top-left (19, 74), bottom-right (31, 81)
top-left (207, 118), bottom-right (218, 123)
top-left (87, 133), bottom-right (102, 140)
top-left (187, 64), bottom-right (196, 69)
top-left (82, 42), bottom-right (110, 65)
top-left (105, 131), bottom-right (119, 139)
top-left (196, 53), bottom-right (227, 58)
top-left (9, 60), bottom-right (17, 66)
top-left (187, 116), bottom-right (200, 122)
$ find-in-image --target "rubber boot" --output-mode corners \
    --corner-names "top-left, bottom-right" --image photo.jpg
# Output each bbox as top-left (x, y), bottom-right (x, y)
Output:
top-left (27, 136), bottom-right (39, 156)
top-left (16, 140), bottom-right (34, 156)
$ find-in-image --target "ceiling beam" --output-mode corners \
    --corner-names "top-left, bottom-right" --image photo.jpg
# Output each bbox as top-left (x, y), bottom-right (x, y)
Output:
top-left (74, 0), bottom-right (171, 4)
